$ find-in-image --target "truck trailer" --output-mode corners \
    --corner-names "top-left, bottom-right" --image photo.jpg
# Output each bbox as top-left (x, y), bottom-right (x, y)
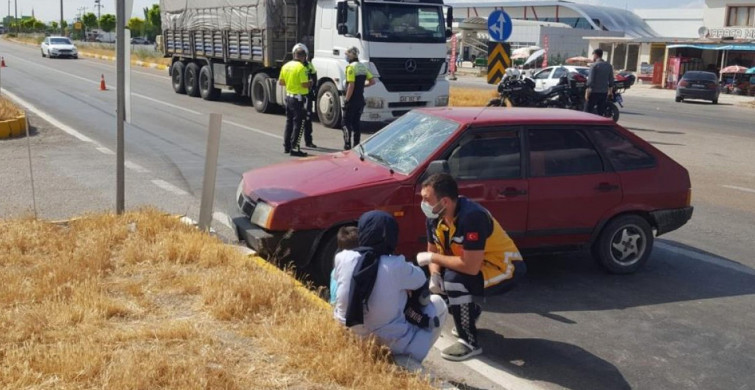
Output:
top-left (161, 0), bottom-right (453, 128)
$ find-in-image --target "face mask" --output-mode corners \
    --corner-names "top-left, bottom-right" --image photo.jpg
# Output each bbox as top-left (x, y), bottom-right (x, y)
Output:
top-left (421, 200), bottom-right (445, 219)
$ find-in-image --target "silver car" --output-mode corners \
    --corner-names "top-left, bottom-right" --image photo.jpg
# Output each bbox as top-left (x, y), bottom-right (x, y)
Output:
top-left (41, 36), bottom-right (78, 59)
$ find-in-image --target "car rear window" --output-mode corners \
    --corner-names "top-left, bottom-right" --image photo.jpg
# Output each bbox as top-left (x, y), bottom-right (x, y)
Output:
top-left (528, 129), bottom-right (604, 177)
top-left (588, 128), bottom-right (656, 171)
top-left (683, 72), bottom-right (716, 81)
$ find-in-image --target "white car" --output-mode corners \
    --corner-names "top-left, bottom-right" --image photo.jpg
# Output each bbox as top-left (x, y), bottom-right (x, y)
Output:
top-left (532, 65), bottom-right (589, 91)
top-left (41, 36), bottom-right (78, 59)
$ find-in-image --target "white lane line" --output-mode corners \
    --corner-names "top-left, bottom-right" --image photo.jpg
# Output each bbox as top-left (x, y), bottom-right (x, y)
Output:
top-left (722, 185), bottom-right (755, 194)
top-left (151, 179), bottom-right (190, 196)
top-left (432, 337), bottom-right (544, 390)
top-left (224, 119), bottom-right (284, 140)
top-left (96, 146), bottom-right (115, 155)
top-left (131, 92), bottom-right (203, 116)
top-left (655, 242), bottom-right (755, 276)
top-left (125, 160), bottom-right (151, 174)
top-left (213, 211), bottom-right (234, 230)
top-left (1, 88), bottom-right (96, 144)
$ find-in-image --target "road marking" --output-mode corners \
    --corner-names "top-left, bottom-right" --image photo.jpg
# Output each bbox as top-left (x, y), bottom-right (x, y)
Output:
top-left (722, 185), bottom-right (755, 194)
top-left (1, 88), bottom-right (96, 144)
top-left (151, 179), bottom-right (190, 196)
top-left (433, 337), bottom-right (544, 390)
top-left (131, 92), bottom-right (203, 116)
top-left (655, 242), bottom-right (755, 276)
top-left (125, 160), bottom-right (150, 174)
top-left (213, 211), bottom-right (234, 230)
top-left (224, 119), bottom-right (284, 140)
top-left (82, 58), bottom-right (170, 80)
top-left (96, 146), bottom-right (115, 155)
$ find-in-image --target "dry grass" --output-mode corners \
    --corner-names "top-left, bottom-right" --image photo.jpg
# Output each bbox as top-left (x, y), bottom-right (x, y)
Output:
top-left (0, 96), bottom-right (23, 121)
top-left (450, 86), bottom-right (497, 107)
top-left (77, 43), bottom-right (171, 66)
top-left (0, 209), bottom-right (433, 389)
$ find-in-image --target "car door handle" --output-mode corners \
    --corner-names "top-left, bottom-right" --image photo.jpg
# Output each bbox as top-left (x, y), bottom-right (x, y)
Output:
top-left (499, 187), bottom-right (528, 197)
top-left (595, 183), bottom-right (620, 192)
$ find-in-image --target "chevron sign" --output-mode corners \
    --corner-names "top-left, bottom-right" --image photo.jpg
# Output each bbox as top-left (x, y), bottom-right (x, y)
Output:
top-left (487, 42), bottom-right (512, 85)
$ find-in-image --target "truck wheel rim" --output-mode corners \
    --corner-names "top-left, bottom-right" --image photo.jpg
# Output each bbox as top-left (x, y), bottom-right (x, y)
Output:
top-left (319, 91), bottom-right (335, 120)
top-left (173, 70), bottom-right (181, 86)
top-left (609, 225), bottom-right (646, 266)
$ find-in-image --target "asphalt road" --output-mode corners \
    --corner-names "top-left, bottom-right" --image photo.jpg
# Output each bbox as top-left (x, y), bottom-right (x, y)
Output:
top-left (2, 39), bottom-right (754, 390)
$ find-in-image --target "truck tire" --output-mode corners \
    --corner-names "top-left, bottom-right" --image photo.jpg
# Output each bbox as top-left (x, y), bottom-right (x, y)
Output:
top-left (316, 82), bottom-right (342, 129)
top-left (171, 61), bottom-right (186, 94)
top-left (251, 73), bottom-right (274, 113)
top-left (199, 65), bottom-right (221, 101)
top-left (184, 63), bottom-right (201, 97)
top-left (593, 214), bottom-right (654, 274)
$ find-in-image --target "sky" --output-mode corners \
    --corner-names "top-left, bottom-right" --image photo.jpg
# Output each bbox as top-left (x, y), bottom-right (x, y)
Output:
top-left (11, 0), bottom-right (705, 23)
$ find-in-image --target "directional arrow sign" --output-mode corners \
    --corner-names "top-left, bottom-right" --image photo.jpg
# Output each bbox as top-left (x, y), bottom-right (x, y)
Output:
top-left (487, 10), bottom-right (513, 42)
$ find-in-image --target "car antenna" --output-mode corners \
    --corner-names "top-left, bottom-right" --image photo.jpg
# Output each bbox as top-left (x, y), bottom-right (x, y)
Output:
top-left (472, 105), bottom-right (488, 122)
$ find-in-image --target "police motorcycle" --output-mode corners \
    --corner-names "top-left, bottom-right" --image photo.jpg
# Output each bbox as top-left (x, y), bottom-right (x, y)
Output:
top-left (487, 68), bottom-right (567, 108)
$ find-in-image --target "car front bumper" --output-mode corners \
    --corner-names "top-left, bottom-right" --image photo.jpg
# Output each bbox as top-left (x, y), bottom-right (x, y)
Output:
top-left (233, 215), bottom-right (321, 267)
top-left (651, 207), bottom-right (694, 236)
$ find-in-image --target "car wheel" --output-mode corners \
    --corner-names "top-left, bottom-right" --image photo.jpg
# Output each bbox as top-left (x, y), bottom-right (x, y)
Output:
top-left (171, 61), bottom-right (186, 94)
top-left (316, 81), bottom-right (342, 128)
top-left (41, 49), bottom-right (46, 58)
top-left (184, 63), bottom-right (201, 97)
top-left (593, 215), bottom-right (654, 274)
top-left (306, 232), bottom-right (339, 287)
top-left (675, 96), bottom-right (683, 103)
top-left (251, 73), bottom-right (274, 113)
top-left (199, 65), bottom-right (221, 101)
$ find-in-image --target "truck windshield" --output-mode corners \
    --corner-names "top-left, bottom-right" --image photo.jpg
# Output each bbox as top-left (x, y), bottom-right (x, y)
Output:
top-left (361, 111), bottom-right (458, 174)
top-left (363, 3), bottom-right (445, 43)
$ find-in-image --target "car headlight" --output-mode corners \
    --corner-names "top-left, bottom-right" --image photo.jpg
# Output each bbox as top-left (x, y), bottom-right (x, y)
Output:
top-left (250, 201), bottom-right (275, 229)
top-left (435, 95), bottom-right (449, 106)
top-left (365, 97), bottom-right (384, 109)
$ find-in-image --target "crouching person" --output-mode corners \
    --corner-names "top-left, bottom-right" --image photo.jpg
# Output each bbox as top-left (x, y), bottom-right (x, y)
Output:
top-left (333, 211), bottom-right (448, 362)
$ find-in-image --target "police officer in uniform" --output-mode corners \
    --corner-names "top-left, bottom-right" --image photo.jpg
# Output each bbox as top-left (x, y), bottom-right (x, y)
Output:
top-left (342, 46), bottom-right (375, 150)
top-left (416, 173), bottom-right (527, 361)
top-left (279, 44), bottom-right (311, 157)
top-left (299, 44), bottom-right (318, 149)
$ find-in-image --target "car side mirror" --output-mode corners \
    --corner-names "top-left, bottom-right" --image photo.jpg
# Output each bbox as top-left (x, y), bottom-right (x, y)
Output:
top-left (426, 160), bottom-right (450, 176)
top-left (337, 24), bottom-right (348, 35)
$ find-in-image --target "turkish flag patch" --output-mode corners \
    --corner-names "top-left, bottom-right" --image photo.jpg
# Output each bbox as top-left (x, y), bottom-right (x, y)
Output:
top-left (466, 232), bottom-right (479, 242)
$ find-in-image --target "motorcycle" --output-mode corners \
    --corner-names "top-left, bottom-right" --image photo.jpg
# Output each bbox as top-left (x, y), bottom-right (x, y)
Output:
top-left (487, 68), bottom-right (566, 108)
top-left (604, 72), bottom-right (636, 122)
top-left (560, 70), bottom-right (635, 122)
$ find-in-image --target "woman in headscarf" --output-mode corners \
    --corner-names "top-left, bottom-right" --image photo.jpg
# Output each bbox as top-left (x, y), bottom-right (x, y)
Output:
top-left (332, 210), bottom-right (448, 362)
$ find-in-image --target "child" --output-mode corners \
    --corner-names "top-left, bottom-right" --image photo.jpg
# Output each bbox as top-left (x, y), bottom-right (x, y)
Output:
top-left (330, 226), bottom-right (359, 310)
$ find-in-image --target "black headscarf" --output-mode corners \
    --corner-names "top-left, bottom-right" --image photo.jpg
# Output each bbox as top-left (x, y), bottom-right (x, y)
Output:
top-left (345, 211), bottom-right (399, 327)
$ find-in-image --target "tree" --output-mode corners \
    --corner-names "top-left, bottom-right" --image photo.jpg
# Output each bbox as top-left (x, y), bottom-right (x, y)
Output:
top-left (143, 4), bottom-right (161, 40)
top-left (99, 14), bottom-right (116, 33)
top-left (128, 17), bottom-right (145, 37)
top-left (50, 21), bottom-right (59, 31)
top-left (82, 12), bottom-right (98, 31)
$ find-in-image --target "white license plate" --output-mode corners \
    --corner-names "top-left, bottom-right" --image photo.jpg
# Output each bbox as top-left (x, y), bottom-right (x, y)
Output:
top-left (400, 96), bottom-right (421, 103)
top-left (692, 84), bottom-right (704, 88)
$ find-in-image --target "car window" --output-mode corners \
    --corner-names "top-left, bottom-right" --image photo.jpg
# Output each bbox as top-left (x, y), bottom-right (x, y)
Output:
top-left (534, 69), bottom-right (551, 80)
top-left (553, 67), bottom-right (568, 78)
top-left (588, 128), bottom-right (656, 171)
top-left (528, 129), bottom-right (604, 177)
top-left (50, 38), bottom-right (72, 45)
top-left (577, 68), bottom-right (590, 77)
top-left (448, 131), bottom-right (521, 180)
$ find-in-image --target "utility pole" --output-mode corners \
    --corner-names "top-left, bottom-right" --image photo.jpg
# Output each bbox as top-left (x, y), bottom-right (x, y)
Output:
top-left (60, 0), bottom-right (64, 35)
top-left (13, 0), bottom-right (17, 35)
top-left (116, 0), bottom-right (125, 213)
top-left (94, 0), bottom-right (103, 25)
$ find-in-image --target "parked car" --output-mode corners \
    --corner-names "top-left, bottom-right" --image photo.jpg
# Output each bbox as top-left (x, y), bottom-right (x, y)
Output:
top-left (676, 71), bottom-right (719, 104)
top-left (40, 36), bottom-right (78, 59)
top-left (532, 66), bottom-right (590, 91)
top-left (131, 37), bottom-right (152, 45)
top-left (235, 108), bottom-right (693, 284)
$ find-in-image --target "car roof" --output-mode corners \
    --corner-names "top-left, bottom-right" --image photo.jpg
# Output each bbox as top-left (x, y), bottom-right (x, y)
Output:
top-left (417, 107), bottom-right (615, 126)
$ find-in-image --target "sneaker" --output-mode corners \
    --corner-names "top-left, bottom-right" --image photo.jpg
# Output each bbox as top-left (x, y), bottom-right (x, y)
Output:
top-left (441, 339), bottom-right (482, 362)
top-left (344, 144), bottom-right (351, 151)
top-left (451, 303), bottom-right (482, 338)
top-left (305, 142), bottom-right (317, 148)
top-left (284, 148), bottom-right (291, 154)
top-left (290, 150), bottom-right (308, 157)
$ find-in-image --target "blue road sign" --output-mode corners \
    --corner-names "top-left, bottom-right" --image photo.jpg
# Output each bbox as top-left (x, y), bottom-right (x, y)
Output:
top-left (487, 10), bottom-right (512, 42)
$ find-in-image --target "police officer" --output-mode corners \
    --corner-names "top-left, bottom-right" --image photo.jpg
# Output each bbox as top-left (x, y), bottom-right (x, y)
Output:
top-left (416, 173), bottom-right (527, 361)
top-left (279, 44), bottom-right (311, 157)
top-left (342, 46), bottom-right (375, 150)
top-left (296, 43), bottom-right (318, 149)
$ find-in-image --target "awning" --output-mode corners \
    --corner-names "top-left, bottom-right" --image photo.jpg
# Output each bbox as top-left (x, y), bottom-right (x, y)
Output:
top-left (667, 43), bottom-right (755, 51)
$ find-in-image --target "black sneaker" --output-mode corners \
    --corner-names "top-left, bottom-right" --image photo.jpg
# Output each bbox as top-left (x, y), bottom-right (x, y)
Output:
top-left (284, 148), bottom-right (291, 154)
top-left (305, 142), bottom-right (317, 148)
top-left (290, 150), bottom-right (308, 157)
top-left (441, 340), bottom-right (482, 362)
top-left (344, 144), bottom-right (351, 151)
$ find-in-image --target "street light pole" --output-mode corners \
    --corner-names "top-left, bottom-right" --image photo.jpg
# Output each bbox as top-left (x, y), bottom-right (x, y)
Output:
top-left (13, 0), bottom-right (17, 34)
top-left (60, 0), bottom-right (64, 35)
top-left (116, 0), bottom-right (125, 213)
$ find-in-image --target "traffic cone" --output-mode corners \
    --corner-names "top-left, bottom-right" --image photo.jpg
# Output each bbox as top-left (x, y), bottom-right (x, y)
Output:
top-left (1, 57), bottom-right (6, 67)
top-left (100, 74), bottom-right (107, 91)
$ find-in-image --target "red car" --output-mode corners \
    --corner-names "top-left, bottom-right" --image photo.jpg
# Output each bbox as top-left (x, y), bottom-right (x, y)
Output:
top-left (234, 108), bottom-right (693, 284)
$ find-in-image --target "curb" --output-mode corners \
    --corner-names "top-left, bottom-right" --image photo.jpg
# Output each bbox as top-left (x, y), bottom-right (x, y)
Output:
top-left (0, 113), bottom-right (28, 139)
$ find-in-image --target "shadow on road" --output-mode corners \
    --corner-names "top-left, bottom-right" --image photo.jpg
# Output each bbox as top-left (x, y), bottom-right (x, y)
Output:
top-left (478, 330), bottom-right (631, 390)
